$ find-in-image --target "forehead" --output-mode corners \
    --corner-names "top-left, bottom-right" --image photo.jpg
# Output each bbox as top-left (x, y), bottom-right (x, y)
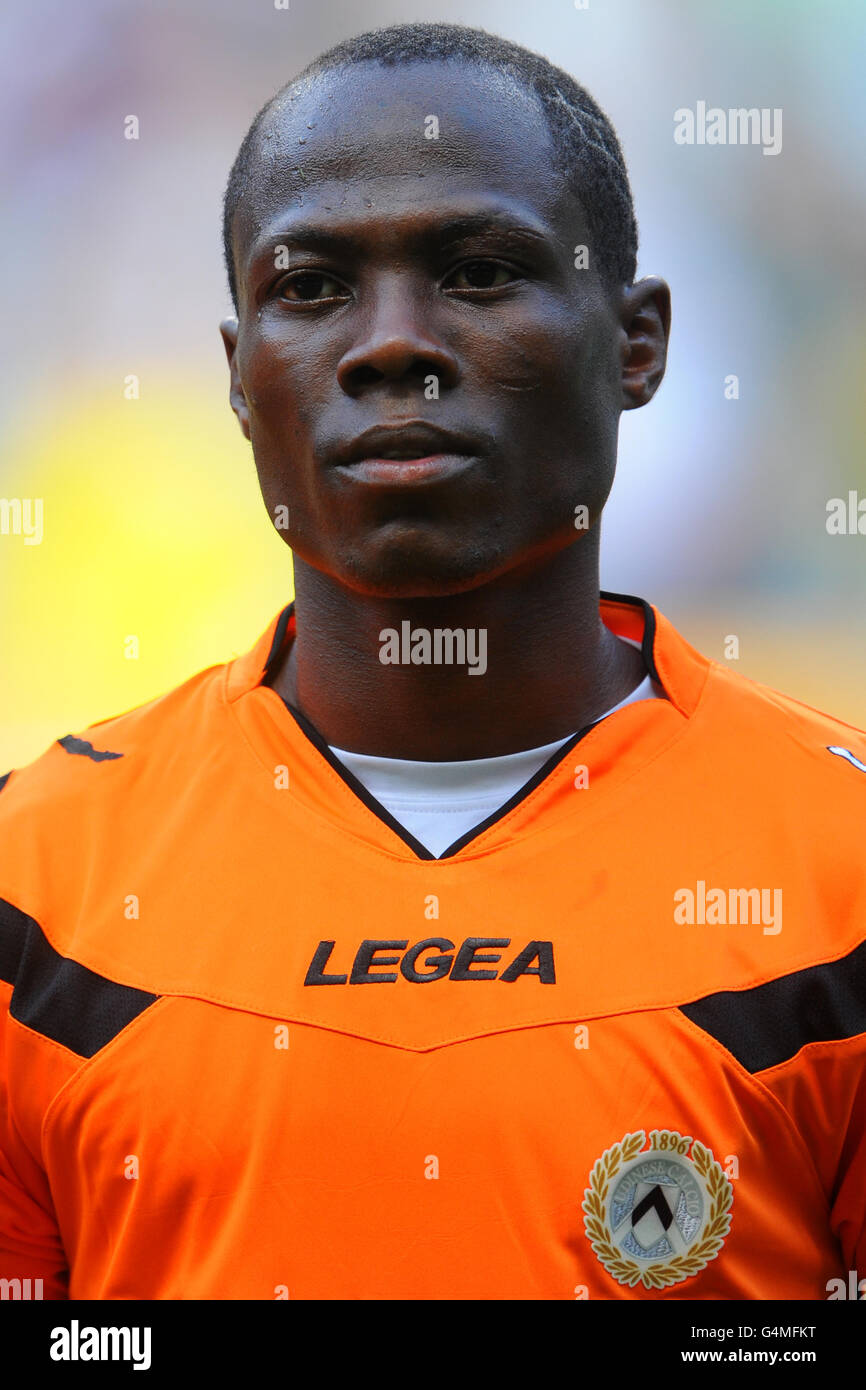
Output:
top-left (234, 59), bottom-right (584, 272)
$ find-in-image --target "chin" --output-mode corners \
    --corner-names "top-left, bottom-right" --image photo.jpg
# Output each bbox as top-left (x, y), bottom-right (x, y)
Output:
top-left (333, 535), bottom-right (507, 599)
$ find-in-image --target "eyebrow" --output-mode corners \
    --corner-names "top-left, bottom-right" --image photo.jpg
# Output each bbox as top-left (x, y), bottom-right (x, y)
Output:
top-left (246, 207), bottom-right (550, 269)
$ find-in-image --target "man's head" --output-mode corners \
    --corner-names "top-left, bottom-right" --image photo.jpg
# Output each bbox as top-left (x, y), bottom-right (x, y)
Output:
top-left (220, 22), bottom-right (670, 599)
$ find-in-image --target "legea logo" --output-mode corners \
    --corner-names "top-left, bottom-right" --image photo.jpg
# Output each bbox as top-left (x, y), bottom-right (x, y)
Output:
top-left (304, 937), bottom-right (555, 984)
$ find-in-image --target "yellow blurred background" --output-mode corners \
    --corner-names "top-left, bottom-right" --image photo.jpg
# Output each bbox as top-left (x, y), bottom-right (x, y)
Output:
top-left (1, 377), bottom-right (291, 766)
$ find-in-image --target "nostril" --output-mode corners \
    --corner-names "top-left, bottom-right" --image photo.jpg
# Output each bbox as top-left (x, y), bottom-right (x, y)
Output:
top-left (351, 364), bottom-right (386, 387)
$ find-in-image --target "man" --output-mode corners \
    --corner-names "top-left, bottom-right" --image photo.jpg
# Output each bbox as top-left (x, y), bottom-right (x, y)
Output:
top-left (1, 22), bottom-right (864, 1301)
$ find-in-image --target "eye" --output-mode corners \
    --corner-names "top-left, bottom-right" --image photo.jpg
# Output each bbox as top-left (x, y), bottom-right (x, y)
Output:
top-left (444, 260), bottom-right (518, 291)
top-left (277, 271), bottom-right (349, 303)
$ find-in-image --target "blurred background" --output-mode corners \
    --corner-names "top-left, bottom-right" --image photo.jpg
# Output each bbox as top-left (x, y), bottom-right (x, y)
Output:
top-left (1, 0), bottom-right (865, 768)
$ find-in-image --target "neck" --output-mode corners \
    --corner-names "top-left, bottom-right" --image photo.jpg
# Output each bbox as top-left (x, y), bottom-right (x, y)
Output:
top-left (269, 538), bottom-right (646, 760)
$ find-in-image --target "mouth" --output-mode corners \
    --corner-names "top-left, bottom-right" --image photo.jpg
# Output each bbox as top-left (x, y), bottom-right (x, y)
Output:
top-left (333, 422), bottom-right (482, 487)
top-left (336, 454), bottom-right (478, 486)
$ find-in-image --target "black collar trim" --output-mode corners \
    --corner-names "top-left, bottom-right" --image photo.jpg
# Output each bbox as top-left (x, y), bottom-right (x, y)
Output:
top-left (279, 697), bottom-right (438, 860)
top-left (599, 588), bottom-right (661, 684)
top-left (262, 603), bottom-right (294, 684)
top-left (259, 592), bottom-right (659, 861)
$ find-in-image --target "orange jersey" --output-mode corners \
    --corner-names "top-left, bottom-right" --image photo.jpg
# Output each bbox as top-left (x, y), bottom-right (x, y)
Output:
top-left (1, 593), bottom-right (865, 1300)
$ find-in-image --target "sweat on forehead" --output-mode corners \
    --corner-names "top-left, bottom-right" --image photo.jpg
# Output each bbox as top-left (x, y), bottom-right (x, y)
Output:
top-left (233, 60), bottom-right (555, 248)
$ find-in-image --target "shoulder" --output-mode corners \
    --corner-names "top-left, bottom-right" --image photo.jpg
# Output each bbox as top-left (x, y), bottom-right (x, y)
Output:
top-left (0, 655), bottom-right (233, 851)
top-left (681, 661), bottom-right (866, 908)
top-left (697, 658), bottom-right (866, 784)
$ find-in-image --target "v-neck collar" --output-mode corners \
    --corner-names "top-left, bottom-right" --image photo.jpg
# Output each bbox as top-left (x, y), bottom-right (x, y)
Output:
top-left (224, 591), bottom-right (711, 861)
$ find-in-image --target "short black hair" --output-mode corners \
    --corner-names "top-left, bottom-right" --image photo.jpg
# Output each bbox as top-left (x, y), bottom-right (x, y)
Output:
top-left (222, 21), bottom-right (638, 313)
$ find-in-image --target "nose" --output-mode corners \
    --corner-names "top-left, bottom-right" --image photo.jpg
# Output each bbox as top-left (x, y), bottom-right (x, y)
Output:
top-left (336, 278), bottom-right (459, 396)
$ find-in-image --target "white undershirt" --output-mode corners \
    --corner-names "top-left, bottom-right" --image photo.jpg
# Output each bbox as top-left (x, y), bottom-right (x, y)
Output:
top-left (330, 638), bottom-right (666, 856)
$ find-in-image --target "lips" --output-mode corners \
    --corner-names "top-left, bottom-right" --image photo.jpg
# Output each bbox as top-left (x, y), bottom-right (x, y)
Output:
top-left (335, 422), bottom-right (481, 468)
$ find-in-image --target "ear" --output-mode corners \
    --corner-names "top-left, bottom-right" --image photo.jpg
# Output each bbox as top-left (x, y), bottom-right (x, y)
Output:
top-left (219, 316), bottom-right (251, 440)
top-left (618, 277), bottom-right (671, 410)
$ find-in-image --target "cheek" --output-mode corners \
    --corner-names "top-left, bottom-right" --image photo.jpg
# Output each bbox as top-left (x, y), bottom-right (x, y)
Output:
top-left (242, 364), bottom-right (318, 501)
top-left (482, 314), bottom-right (618, 525)
top-left (481, 333), bottom-right (548, 395)
top-left (240, 324), bottom-right (320, 425)
top-left (470, 300), bottom-right (617, 422)
top-left (238, 353), bottom-right (305, 506)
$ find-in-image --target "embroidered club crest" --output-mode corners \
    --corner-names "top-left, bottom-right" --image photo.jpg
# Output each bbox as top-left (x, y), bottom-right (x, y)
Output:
top-left (583, 1129), bottom-right (733, 1290)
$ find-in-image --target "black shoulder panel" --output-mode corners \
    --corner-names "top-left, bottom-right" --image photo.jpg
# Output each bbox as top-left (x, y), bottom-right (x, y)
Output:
top-left (58, 735), bottom-right (123, 762)
top-left (0, 772), bottom-right (10, 794)
top-left (0, 896), bottom-right (26, 985)
top-left (680, 937), bottom-right (866, 1073)
top-left (0, 898), bottom-right (157, 1057)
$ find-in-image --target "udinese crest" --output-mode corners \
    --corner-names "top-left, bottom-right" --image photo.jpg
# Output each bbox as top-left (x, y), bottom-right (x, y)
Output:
top-left (582, 1129), bottom-right (733, 1291)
